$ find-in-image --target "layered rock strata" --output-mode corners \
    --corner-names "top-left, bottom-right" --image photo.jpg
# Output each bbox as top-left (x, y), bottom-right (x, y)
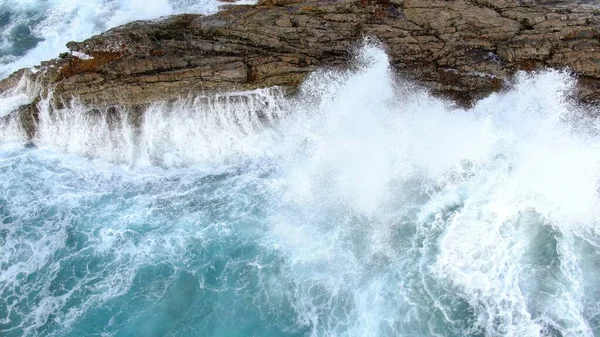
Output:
top-left (2, 0), bottom-right (600, 138)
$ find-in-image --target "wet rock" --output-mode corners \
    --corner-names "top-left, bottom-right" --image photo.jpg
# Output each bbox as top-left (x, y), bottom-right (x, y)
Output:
top-left (17, 100), bottom-right (39, 140)
top-left (1, 0), bottom-right (599, 127)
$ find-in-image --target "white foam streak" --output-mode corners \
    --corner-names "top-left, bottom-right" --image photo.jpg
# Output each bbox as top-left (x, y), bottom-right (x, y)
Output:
top-left (0, 75), bottom-right (36, 118)
top-left (279, 45), bottom-right (397, 215)
top-left (138, 89), bottom-right (286, 168)
top-left (32, 88), bottom-right (287, 168)
top-left (0, 113), bottom-right (25, 144)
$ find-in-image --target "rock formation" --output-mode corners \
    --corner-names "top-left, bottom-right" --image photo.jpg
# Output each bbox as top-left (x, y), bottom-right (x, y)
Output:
top-left (2, 0), bottom-right (600, 138)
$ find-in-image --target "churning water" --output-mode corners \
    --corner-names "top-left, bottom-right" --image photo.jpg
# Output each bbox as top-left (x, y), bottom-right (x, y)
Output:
top-left (2, 44), bottom-right (600, 337)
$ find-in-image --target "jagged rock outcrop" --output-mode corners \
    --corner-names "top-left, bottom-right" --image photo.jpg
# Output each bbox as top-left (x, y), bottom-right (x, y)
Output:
top-left (2, 0), bottom-right (600, 134)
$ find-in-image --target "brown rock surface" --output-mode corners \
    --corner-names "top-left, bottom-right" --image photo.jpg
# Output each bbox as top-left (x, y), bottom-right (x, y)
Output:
top-left (2, 0), bottom-right (600, 129)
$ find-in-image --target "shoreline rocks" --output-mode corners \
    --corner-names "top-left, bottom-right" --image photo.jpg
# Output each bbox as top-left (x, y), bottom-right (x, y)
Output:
top-left (2, 0), bottom-right (600, 139)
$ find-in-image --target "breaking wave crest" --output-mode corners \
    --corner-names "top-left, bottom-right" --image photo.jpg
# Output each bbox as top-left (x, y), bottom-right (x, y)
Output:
top-left (1, 45), bottom-right (600, 337)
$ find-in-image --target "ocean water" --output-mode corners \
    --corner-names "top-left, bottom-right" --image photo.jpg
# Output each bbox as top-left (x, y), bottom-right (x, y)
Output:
top-left (0, 0), bottom-right (255, 78)
top-left (1, 44), bottom-right (600, 336)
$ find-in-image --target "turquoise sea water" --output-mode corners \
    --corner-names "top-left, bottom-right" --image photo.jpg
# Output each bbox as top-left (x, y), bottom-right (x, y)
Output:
top-left (0, 147), bottom-right (303, 337)
top-left (0, 145), bottom-right (479, 337)
top-left (2, 45), bottom-right (600, 336)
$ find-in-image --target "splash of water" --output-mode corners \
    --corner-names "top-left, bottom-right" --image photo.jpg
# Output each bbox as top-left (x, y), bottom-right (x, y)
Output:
top-left (276, 46), bottom-right (600, 337)
top-left (1, 45), bottom-right (600, 337)
top-left (26, 87), bottom-right (286, 167)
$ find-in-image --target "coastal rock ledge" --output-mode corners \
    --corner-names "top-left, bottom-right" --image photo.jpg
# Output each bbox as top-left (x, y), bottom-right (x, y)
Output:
top-left (2, 0), bottom-right (600, 136)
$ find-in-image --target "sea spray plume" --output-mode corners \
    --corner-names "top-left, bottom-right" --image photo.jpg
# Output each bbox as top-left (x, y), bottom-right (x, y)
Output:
top-left (279, 42), bottom-right (397, 215)
top-left (267, 44), bottom-right (461, 337)
top-left (266, 45), bottom-right (600, 336)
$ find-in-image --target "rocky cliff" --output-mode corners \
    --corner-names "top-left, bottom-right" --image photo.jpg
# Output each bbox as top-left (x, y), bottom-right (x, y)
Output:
top-left (2, 0), bottom-right (600, 137)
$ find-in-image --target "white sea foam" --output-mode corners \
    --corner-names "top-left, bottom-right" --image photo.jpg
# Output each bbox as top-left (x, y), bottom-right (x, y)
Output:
top-left (1, 44), bottom-right (600, 336)
top-left (264, 46), bottom-right (600, 337)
